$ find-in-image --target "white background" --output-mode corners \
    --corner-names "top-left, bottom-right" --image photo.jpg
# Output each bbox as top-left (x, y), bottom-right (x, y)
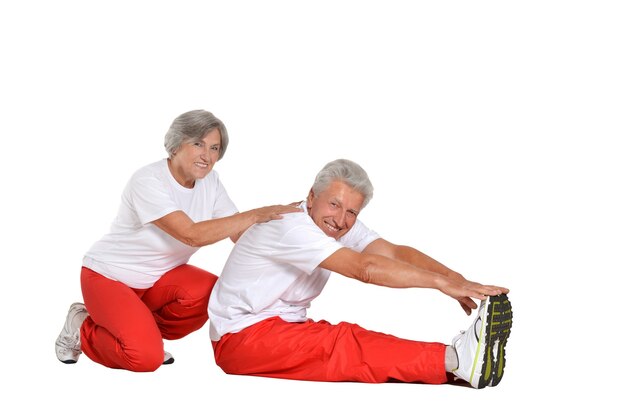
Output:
top-left (1, 1), bottom-right (624, 414)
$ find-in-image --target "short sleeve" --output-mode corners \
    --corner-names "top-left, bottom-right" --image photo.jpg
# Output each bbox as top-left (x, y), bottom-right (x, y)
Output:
top-left (127, 173), bottom-right (179, 225)
top-left (211, 173), bottom-right (238, 218)
top-left (268, 223), bottom-right (343, 275)
top-left (339, 219), bottom-right (380, 252)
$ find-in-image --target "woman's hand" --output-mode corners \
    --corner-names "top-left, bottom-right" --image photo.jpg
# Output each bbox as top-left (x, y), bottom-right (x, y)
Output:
top-left (251, 203), bottom-right (303, 224)
top-left (155, 202), bottom-right (303, 247)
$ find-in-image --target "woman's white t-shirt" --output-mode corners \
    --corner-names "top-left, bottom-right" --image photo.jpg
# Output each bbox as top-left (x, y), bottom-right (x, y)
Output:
top-left (83, 159), bottom-right (238, 289)
top-left (209, 202), bottom-right (380, 341)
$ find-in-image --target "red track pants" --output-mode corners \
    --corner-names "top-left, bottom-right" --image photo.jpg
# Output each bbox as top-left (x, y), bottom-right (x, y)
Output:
top-left (80, 265), bottom-right (217, 372)
top-left (213, 316), bottom-right (448, 384)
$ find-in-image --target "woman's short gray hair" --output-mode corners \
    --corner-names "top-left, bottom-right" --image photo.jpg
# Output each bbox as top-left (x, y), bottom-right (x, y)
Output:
top-left (164, 110), bottom-right (229, 160)
top-left (312, 159), bottom-right (374, 207)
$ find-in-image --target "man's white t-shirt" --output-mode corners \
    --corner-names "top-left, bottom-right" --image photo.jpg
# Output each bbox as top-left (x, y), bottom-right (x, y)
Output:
top-left (208, 201), bottom-right (380, 341)
top-left (83, 159), bottom-right (238, 289)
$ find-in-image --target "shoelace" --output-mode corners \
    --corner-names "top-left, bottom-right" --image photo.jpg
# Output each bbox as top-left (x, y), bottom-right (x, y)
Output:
top-left (451, 330), bottom-right (465, 346)
top-left (57, 333), bottom-right (81, 353)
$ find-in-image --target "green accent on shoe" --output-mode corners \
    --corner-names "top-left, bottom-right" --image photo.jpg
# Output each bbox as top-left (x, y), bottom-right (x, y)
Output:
top-left (483, 345), bottom-right (492, 384)
top-left (469, 305), bottom-right (487, 387)
top-left (479, 298), bottom-right (497, 388)
top-left (497, 342), bottom-right (505, 378)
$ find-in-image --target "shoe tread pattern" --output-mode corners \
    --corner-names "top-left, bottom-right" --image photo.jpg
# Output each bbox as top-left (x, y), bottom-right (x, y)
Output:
top-left (478, 294), bottom-right (513, 388)
top-left (489, 294), bottom-right (512, 386)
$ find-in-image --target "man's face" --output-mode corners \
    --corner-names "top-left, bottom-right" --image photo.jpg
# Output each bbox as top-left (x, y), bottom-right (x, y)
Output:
top-left (307, 180), bottom-right (365, 240)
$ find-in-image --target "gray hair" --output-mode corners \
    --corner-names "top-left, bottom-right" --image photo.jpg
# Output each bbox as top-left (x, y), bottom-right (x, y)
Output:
top-left (164, 110), bottom-right (229, 160)
top-left (312, 159), bottom-right (374, 207)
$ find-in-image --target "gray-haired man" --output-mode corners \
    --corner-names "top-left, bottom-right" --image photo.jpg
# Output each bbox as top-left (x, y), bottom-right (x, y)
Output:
top-left (209, 159), bottom-right (513, 388)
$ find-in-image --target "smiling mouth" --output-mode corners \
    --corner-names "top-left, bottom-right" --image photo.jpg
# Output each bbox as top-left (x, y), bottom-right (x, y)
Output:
top-left (195, 162), bottom-right (209, 169)
top-left (324, 221), bottom-right (341, 233)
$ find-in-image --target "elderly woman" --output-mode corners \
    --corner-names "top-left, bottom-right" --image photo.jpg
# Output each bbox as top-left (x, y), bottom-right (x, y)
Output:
top-left (55, 110), bottom-right (300, 372)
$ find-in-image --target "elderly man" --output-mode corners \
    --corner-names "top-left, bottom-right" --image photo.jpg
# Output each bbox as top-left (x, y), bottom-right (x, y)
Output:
top-left (208, 159), bottom-right (512, 388)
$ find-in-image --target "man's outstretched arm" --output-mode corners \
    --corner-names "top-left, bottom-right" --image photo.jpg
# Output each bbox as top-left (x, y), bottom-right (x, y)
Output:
top-left (363, 238), bottom-right (457, 277)
top-left (319, 246), bottom-right (508, 315)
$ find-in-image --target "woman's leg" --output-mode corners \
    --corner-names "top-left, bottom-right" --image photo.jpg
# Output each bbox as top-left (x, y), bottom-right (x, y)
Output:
top-left (141, 264), bottom-right (217, 340)
top-left (213, 316), bottom-right (448, 384)
top-left (80, 267), bottom-right (164, 372)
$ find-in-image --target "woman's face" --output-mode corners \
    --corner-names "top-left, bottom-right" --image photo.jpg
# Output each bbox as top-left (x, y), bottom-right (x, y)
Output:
top-left (169, 129), bottom-right (221, 188)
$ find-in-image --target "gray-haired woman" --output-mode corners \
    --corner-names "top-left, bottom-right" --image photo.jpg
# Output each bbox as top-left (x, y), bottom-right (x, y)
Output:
top-left (55, 109), bottom-right (300, 372)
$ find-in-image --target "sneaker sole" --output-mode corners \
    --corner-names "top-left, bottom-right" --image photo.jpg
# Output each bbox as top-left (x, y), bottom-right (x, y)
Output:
top-left (488, 294), bottom-right (513, 386)
top-left (475, 294), bottom-right (513, 388)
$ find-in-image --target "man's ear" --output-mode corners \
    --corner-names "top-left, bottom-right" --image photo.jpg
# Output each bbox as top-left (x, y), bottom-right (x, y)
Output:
top-left (306, 188), bottom-right (315, 208)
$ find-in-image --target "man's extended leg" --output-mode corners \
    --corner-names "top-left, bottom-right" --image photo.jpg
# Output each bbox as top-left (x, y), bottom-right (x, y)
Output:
top-left (213, 316), bottom-right (447, 384)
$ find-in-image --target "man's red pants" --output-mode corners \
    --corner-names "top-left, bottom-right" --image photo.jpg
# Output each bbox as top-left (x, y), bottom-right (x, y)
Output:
top-left (213, 316), bottom-right (448, 384)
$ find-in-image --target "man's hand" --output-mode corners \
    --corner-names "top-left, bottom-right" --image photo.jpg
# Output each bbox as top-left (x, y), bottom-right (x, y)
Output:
top-left (436, 272), bottom-right (509, 315)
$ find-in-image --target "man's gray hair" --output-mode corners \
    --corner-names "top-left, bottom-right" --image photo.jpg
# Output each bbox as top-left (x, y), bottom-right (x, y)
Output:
top-left (312, 159), bottom-right (374, 207)
top-left (164, 110), bottom-right (229, 160)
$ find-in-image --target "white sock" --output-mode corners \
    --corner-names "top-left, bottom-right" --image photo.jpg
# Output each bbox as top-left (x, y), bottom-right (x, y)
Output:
top-left (445, 345), bottom-right (459, 372)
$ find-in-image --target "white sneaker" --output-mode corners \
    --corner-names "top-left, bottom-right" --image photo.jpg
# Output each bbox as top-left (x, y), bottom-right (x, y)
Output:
top-left (451, 294), bottom-right (513, 388)
top-left (55, 302), bottom-right (89, 364)
top-left (163, 351), bottom-right (175, 365)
